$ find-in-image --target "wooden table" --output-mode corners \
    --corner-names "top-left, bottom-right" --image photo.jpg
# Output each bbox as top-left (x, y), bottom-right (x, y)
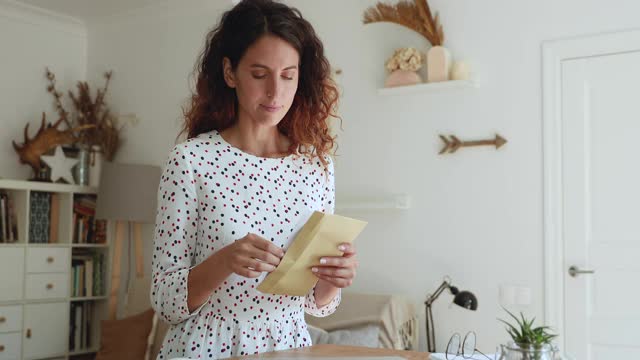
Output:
top-left (235, 344), bottom-right (430, 360)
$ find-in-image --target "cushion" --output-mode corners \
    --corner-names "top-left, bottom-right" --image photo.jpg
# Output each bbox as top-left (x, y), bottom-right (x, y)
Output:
top-left (308, 323), bottom-right (380, 348)
top-left (95, 309), bottom-right (154, 360)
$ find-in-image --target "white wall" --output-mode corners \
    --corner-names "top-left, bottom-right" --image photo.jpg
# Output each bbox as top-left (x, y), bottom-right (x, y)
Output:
top-left (0, 0), bottom-right (86, 180)
top-left (7, 0), bottom-right (640, 353)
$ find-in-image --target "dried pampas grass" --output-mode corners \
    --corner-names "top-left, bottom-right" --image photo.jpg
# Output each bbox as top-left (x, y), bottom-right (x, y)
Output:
top-left (363, 0), bottom-right (444, 46)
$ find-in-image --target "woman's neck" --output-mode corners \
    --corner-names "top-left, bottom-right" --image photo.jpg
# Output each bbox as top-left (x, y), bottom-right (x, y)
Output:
top-left (219, 123), bottom-right (291, 158)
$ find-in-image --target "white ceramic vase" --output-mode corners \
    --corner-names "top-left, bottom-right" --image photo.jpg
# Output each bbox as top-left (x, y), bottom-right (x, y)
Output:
top-left (427, 45), bottom-right (452, 82)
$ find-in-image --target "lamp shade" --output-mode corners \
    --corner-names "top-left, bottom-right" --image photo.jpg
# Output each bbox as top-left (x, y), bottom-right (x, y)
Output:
top-left (95, 162), bottom-right (162, 223)
top-left (453, 290), bottom-right (478, 310)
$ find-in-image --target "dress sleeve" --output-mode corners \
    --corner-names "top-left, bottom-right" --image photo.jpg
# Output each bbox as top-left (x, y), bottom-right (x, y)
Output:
top-left (150, 144), bottom-right (206, 324)
top-left (305, 156), bottom-right (341, 317)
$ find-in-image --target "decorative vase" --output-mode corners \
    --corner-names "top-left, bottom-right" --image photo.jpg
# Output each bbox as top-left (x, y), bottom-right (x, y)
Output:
top-left (497, 342), bottom-right (560, 360)
top-left (384, 69), bottom-right (422, 88)
top-left (89, 145), bottom-right (103, 187)
top-left (74, 145), bottom-right (90, 186)
top-left (450, 60), bottom-right (471, 81)
top-left (427, 45), bottom-right (452, 83)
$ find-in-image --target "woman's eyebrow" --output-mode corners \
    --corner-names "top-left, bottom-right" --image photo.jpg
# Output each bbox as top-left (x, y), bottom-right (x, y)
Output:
top-left (250, 64), bottom-right (298, 71)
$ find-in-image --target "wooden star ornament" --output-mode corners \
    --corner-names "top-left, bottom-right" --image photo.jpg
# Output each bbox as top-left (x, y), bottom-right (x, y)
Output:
top-left (40, 146), bottom-right (79, 183)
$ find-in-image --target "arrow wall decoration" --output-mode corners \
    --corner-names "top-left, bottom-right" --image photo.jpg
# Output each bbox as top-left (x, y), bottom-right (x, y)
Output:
top-left (439, 134), bottom-right (507, 154)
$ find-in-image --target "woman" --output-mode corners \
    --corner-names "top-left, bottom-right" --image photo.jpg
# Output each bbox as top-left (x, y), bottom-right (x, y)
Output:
top-left (150, 1), bottom-right (358, 358)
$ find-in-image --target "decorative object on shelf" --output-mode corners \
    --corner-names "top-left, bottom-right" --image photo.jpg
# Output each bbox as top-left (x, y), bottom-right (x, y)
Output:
top-left (496, 307), bottom-right (559, 360)
top-left (424, 276), bottom-right (478, 353)
top-left (89, 144), bottom-right (103, 187)
top-left (73, 145), bottom-right (91, 186)
top-left (439, 133), bottom-right (508, 155)
top-left (12, 112), bottom-right (91, 178)
top-left (45, 68), bottom-right (123, 162)
top-left (427, 45), bottom-right (451, 83)
top-left (363, 0), bottom-right (456, 83)
top-left (450, 60), bottom-right (471, 81)
top-left (96, 162), bottom-right (162, 319)
top-left (384, 47), bottom-right (425, 87)
top-left (40, 146), bottom-right (80, 184)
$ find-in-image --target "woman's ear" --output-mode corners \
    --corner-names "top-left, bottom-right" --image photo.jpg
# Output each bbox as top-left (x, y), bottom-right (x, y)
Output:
top-left (222, 57), bottom-right (236, 88)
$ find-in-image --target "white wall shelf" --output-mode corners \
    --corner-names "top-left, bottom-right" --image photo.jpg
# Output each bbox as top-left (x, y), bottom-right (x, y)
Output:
top-left (336, 194), bottom-right (411, 211)
top-left (378, 79), bottom-right (478, 96)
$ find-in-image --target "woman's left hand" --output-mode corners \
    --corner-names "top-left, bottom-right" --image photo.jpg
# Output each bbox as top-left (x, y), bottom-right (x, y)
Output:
top-left (312, 243), bottom-right (358, 288)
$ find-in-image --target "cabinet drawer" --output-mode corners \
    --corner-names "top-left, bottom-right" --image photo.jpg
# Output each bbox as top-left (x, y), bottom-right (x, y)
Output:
top-left (0, 332), bottom-right (21, 360)
top-left (25, 273), bottom-right (69, 300)
top-left (0, 248), bottom-right (24, 302)
top-left (26, 248), bottom-right (69, 273)
top-left (0, 306), bottom-right (21, 333)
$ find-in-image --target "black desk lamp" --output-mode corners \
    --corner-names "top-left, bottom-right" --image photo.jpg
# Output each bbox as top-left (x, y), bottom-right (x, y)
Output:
top-left (425, 277), bottom-right (478, 352)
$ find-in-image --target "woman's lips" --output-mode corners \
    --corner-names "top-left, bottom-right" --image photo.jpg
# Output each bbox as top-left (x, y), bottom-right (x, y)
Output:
top-left (260, 104), bottom-right (281, 112)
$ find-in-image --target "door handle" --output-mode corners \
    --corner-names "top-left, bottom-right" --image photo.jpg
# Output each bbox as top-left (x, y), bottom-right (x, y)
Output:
top-left (26, 328), bottom-right (31, 339)
top-left (569, 265), bottom-right (595, 277)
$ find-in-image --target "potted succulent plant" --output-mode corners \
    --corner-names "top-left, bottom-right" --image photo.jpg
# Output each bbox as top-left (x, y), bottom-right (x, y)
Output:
top-left (498, 308), bottom-right (560, 360)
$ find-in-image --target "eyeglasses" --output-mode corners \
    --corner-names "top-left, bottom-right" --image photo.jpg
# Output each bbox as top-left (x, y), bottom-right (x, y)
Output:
top-left (445, 331), bottom-right (492, 360)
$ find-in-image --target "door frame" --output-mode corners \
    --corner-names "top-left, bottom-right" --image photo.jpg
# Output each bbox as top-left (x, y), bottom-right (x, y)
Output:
top-left (542, 28), bottom-right (640, 350)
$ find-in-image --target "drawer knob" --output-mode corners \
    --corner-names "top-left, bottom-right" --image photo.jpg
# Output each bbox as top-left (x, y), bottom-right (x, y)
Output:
top-left (0, 344), bottom-right (4, 352)
top-left (46, 283), bottom-right (54, 290)
top-left (46, 256), bottom-right (54, 263)
top-left (26, 329), bottom-right (31, 339)
top-left (0, 316), bottom-right (5, 323)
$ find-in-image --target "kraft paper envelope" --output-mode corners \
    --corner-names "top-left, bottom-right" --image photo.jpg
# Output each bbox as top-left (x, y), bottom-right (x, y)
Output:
top-left (257, 211), bottom-right (367, 296)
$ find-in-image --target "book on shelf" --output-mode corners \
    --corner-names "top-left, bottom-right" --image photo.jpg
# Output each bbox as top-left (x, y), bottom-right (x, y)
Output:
top-left (49, 193), bottom-right (60, 243)
top-left (69, 302), bottom-right (93, 352)
top-left (0, 190), bottom-right (19, 243)
top-left (29, 191), bottom-right (51, 243)
top-left (73, 195), bottom-right (107, 244)
top-left (71, 251), bottom-right (105, 297)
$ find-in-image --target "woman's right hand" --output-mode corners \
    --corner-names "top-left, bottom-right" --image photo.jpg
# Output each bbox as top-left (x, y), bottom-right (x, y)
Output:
top-left (221, 233), bottom-right (285, 278)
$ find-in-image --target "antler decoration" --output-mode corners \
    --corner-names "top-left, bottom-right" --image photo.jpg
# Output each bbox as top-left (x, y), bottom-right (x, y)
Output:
top-left (363, 0), bottom-right (444, 46)
top-left (12, 113), bottom-right (94, 173)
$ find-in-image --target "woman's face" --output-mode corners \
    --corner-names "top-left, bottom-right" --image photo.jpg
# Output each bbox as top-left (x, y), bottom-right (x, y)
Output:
top-left (223, 34), bottom-right (300, 128)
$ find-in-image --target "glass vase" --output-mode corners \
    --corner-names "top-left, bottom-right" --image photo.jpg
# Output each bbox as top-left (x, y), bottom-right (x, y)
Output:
top-left (497, 342), bottom-right (561, 360)
top-left (74, 145), bottom-right (90, 186)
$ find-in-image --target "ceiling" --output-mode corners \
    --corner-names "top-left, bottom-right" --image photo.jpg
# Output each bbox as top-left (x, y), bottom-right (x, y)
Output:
top-left (15, 0), bottom-right (163, 21)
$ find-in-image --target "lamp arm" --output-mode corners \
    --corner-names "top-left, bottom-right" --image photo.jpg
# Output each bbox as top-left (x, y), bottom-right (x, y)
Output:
top-left (424, 279), bottom-right (452, 353)
top-left (425, 280), bottom-right (451, 306)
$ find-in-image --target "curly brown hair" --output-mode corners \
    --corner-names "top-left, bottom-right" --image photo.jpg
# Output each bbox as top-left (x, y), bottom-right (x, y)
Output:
top-left (181, 0), bottom-right (339, 168)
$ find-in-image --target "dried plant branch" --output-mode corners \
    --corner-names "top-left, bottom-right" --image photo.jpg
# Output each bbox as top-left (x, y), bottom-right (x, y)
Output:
top-left (44, 68), bottom-right (122, 161)
top-left (363, 0), bottom-right (444, 46)
top-left (45, 68), bottom-right (72, 128)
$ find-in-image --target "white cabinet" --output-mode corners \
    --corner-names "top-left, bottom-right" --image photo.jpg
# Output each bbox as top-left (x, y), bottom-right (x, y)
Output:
top-left (23, 303), bottom-right (68, 360)
top-left (0, 248), bottom-right (24, 302)
top-left (0, 180), bottom-right (111, 360)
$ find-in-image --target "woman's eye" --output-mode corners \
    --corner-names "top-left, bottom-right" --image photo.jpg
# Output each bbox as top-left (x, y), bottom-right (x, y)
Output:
top-left (252, 73), bottom-right (267, 79)
top-left (282, 74), bottom-right (295, 80)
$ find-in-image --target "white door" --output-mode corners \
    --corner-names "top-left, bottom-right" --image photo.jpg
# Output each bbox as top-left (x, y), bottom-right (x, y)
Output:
top-left (561, 50), bottom-right (640, 359)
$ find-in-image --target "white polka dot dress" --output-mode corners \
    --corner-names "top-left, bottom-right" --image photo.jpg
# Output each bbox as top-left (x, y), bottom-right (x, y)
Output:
top-left (151, 130), bottom-right (340, 359)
